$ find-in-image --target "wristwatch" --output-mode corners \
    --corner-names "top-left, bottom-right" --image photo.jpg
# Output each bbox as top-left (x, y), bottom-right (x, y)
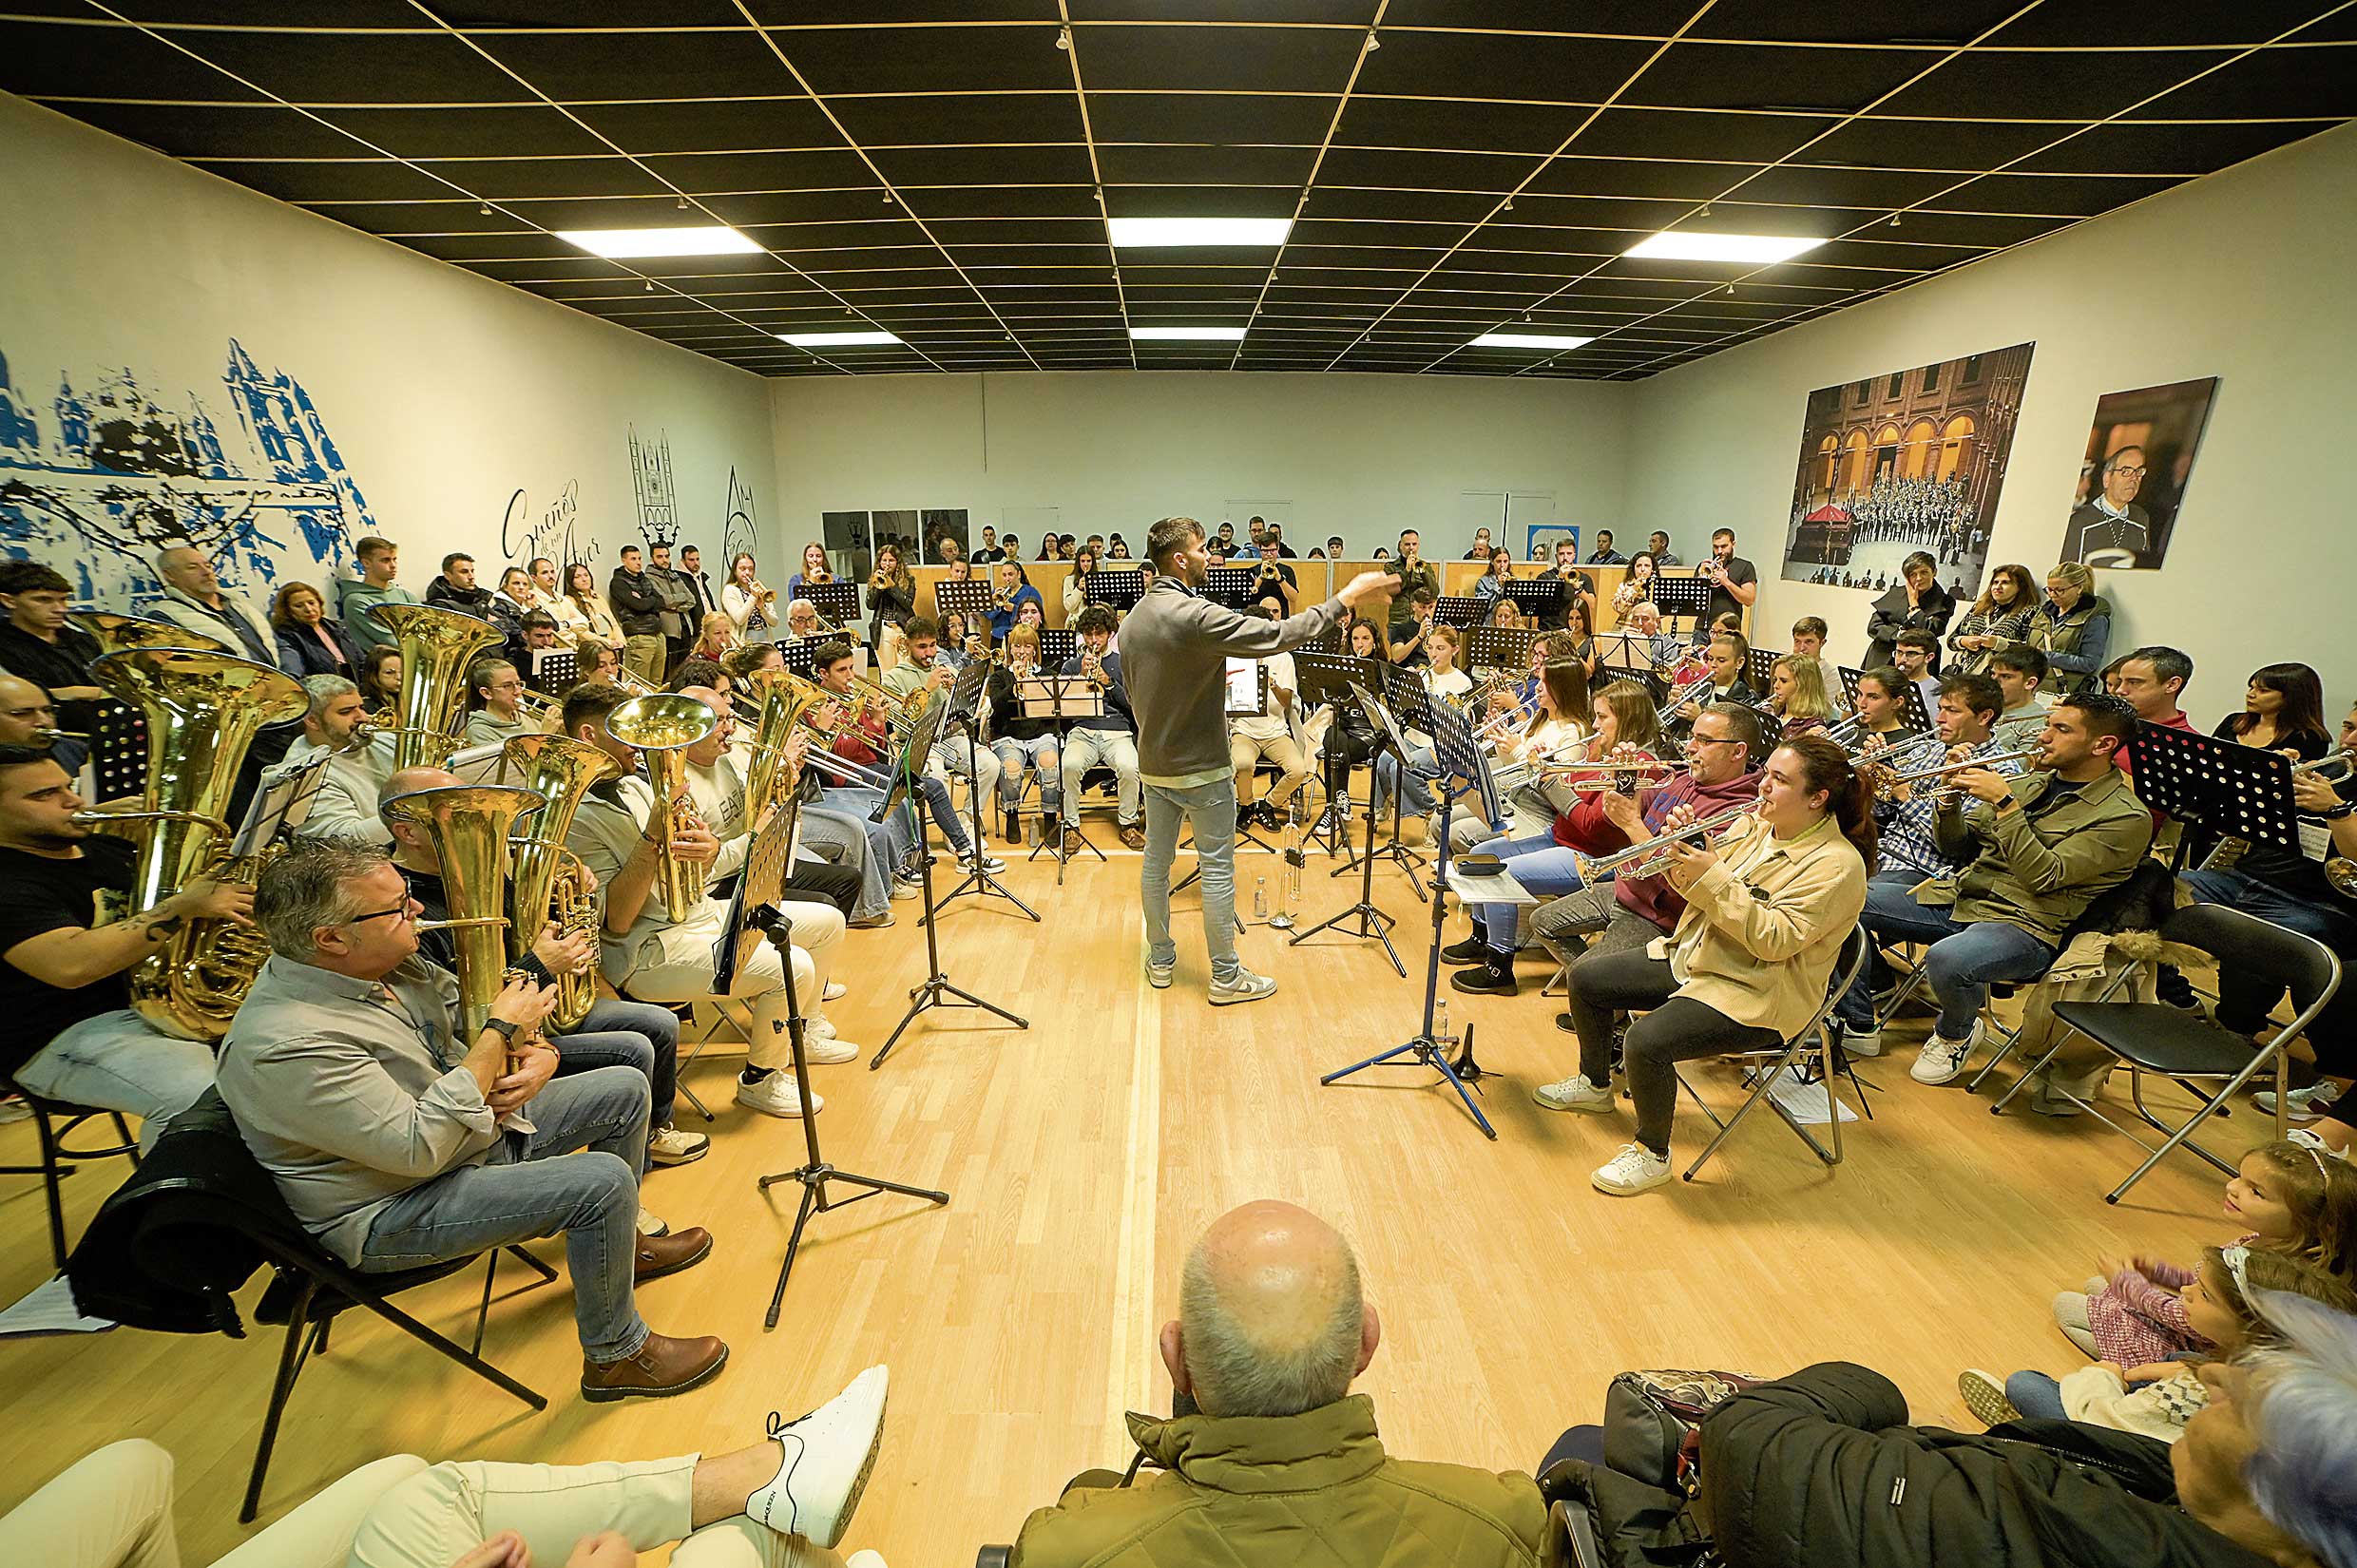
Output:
top-left (485, 1016), bottom-right (522, 1044)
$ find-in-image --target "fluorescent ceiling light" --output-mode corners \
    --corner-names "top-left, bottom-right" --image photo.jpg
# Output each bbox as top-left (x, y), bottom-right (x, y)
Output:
top-left (1471, 332), bottom-right (1594, 351)
top-left (1624, 232), bottom-right (1825, 264)
top-left (1130, 326), bottom-right (1246, 341)
top-left (777, 331), bottom-right (902, 347)
top-left (553, 225), bottom-right (762, 258)
top-left (1107, 217), bottom-right (1291, 248)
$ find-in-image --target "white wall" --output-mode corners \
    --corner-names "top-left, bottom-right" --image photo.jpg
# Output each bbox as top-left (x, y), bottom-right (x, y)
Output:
top-left (769, 370), bottom-right (1628, 561)
top-left (0, 92), bottom-right (775, 610)
top-left (1625, 120), bottom-right (2357, 716)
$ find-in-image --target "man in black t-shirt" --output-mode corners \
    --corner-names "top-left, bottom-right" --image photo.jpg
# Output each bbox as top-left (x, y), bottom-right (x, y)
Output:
top-left (0, 747), bottom-right (248, 1147)
top-left (1697, 526), bottom-right (1758, 629)
top-left (0, 561), bottom-right (105, 741)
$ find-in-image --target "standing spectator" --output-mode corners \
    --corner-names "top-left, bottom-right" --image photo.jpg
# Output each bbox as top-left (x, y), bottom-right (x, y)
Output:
top-left (1647, 528), bottom-right (1681, 566)
top-left (1585, 528), bottom-right (1626, 565)
top-left (1863, 549), bottom-right (1956, 669)
top-left (1463, 525), bottom-right (1494, 561)
top-left (1946, 562), bottom-right (2038, 676)
top-left (645, 543), bottom-right (698, 677)
top-left (676, 545), bottom-right (720, 624)
top-left (607, 545), bottom-right (668, 685)
top-left (270, 582), bottom-right (362, 678)
top-left (0, 561), bottom-right (106, 741)
top-left (2028, 560), bottom-right (2113, 695)
top-left (334, 536), bottom-right (417, 651)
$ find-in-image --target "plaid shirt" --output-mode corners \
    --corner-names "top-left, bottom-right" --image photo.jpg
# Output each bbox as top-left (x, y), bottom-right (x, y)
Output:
top-left (1876, 735), bottom-right (2025, 878)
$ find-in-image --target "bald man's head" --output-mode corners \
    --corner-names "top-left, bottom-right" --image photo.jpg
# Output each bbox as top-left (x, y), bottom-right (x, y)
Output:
top-left (1162, 1200), bottom-right (1376, 1419)
top-left (0, 675), bottom-right (57, 748)
top-left (379, 766), bottom-right (463, 869)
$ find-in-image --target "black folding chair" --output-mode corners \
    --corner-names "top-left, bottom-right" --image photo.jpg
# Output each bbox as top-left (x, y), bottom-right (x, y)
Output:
top-left (1994, 903), bottom-right (2341, 1205)
top-left (1677, 926), bottom-right (1872, 1180)
top-left (0, 1077), bottom-right (139, 1268)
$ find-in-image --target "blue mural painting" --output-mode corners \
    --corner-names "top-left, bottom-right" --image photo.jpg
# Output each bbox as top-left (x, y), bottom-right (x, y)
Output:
top-left (0, 339), bottom-right (365, 602)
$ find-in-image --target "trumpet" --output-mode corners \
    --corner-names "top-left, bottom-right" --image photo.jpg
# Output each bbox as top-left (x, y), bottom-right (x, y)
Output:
top-left (1656, 678), bottom-right (1713, 731)
top-left (2295, 745), bottom-right (2354, 782)
top-left (1572, 800), bottom-right (1761, 885)
top-left (1877, 748), bottom-right (2039, 803)
top-left (1532, 755), bottom-right (1690, 789)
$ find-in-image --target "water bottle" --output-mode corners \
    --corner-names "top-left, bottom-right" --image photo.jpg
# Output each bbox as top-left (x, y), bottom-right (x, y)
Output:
top-left (1253, 874), bottom-right (1269, 921)
top-left (1433, 998), bottom-right (1451, 1048)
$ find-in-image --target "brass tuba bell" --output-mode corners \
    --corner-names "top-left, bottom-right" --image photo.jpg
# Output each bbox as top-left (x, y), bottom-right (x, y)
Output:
top-left (501, 733), bottom-right (621, 1030)
top-left (368, 602), bottom-right (507, 770)
top-left (380, 783), bottom-right (546, 1046)
top-left (605, 694), bottom-right (718, 923)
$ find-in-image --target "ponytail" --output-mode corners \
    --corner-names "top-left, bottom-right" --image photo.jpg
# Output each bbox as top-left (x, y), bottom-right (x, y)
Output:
top-left (1783, 732), bottom-right (1879, 874)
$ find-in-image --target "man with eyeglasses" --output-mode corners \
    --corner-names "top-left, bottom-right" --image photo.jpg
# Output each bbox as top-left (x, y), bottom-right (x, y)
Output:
top-left (2063, 446), bottom-right (2156, 570)
top-left (461, 658), bottom-right (538, 747)
top-left (0, 746), bottom-right (240, 1149)
top-left (219, 841), bottom-right (729, 1403)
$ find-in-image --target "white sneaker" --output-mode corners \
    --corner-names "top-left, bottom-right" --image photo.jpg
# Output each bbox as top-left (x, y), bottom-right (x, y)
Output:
top-left (1838, 1025), bottom-right (1882, 1058)
top-left (2289, 1128), bottom-right (2349, 1160)
top-left (960, 848), bottom-right (1006, 872)
top-left (822, 980), bottom-right (848, 1003)
top-left (746, 1365), bottom-right (888, 1550)
top-left (1209, 967), bottom-right (1278, 1005)
top-left (1533, 1074), bottom-right (1615, 1113)
top-left (1910, 1020), bottom-right (1983, 1085)
top-left (1592, 1142), bottom-right (1673, 1196)
top-left (737, 1071), bottom-right (823, 1118)
top-left (647, 1124), bottom-right (710, 1166)
top-left (1147, 958), bottom-right (1174, 989)
top-left (2255, 1083), bottom-right (2343, 1121)
top-left (845, 1554), bottom-right (889, 1568)
top-left (799, 1022), bottom-right (859, 1065)
top-left (636, 1207), bottom-right (669, 1237)
top-left (890, 878), bottom-right (922, 901)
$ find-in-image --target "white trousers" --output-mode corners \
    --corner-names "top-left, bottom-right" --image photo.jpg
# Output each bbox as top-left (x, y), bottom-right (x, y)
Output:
top-left (618, 896), bottom-right (844, 1072)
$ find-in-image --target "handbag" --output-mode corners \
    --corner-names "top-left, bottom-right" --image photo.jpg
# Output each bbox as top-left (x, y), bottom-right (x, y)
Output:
top-left (1602, 1367), bottom-right (1767, 1498)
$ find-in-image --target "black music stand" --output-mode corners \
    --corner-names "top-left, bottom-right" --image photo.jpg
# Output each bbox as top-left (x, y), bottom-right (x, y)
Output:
top-left (1464, 624), bottom-right (1539, 677)
top-left (1835, 665), bottom-right (1934, 739)
top-left (1202, 565), bottom-right (1258, 609)
top-left (1038, 627), bottom-right (1077, 668)
top-left (929, 657), bottom-right (1037, 923)
top-left (1324, 660), bottom-right (1431, 898)
top-left (88, 700), bottom-right (148, 803)
top-left (1086, 569), bottom-right (1145, 611)
top-left (1501, 578), bottom-right (1563, 628)
top-left (1288, 666), bottom-right (1407, 977)
top-left (777, 640), bottom-right (820, 679)
top-left (1592, 629), bottom-right (1666, 699)
top-left (1650, 575), bottom-right (1712, 637)
top-left (1017, 670), bottom-right (1105, 883)
top-left (803, 581), bottom-right (861, 637)
top-left (1744, 645), bottom-right (1779, 693)
top-left (872, 698), bottom-right (1030, 1070)
top-left (2126, 724), bottom-right (2306, 866)
top-left (1433, 594), bottom-right (1487, 630)
top-left (1293, 649), bottom-right (1376, 854)
top-left (931, 579), bottom-right (996, 637)
top-left (527, 648), bottom-right (578, 696)
top-left (1321, 698), bottom-right (1501, 1139)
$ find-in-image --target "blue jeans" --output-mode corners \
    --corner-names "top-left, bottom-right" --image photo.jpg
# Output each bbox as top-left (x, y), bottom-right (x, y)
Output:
top-left (1468, 832), bottom-right (1588, 954)
top-left (357, 1066), bottom-right (652, 1362)
top-left (1835, 872), bottom-right (2055, 1038)
top-left (556, 998), bottom-right (680, 1135)
top-left (800, 803), bottom-right (891, 921)
top-left (1372, 744), bottom-right (1438, 819)
top-left (1141, 777), bottom-right (1239, 985)
top-left (14, 1008), bottom-right (217, 1154)
top-left (2183, 868), bottom-right (2357, 1073)
top-left (992, 736), bottom-right (1063, 813)
top-left (2005, 1370), bottom-right (2065, 1422)
top-left (823, 784), bottom-right (917, 875)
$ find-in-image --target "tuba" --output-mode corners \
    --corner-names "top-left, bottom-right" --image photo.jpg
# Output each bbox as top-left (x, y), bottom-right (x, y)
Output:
top-left (380, 784), bottom-right (546, 1049)
top-left (369, 602), bottom-right (506, 769)
top-left (71, 610), bottom-right (234, 657)
top-left (80, 647), bottom-right (308, 1041)
top-left (501, 734), bottom-right (620, 1030)
top-left (605, 694), bottom-right (717, 923)
top-left (739, 668), bottom-right (819, 819)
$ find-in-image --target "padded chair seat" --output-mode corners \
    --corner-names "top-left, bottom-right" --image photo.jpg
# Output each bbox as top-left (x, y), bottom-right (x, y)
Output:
top-left (2048, 1001), bottom-right (2253, 1077)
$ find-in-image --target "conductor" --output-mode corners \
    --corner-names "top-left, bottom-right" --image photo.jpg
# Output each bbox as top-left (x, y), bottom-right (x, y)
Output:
top-left (1122, 516), bottom-right (1395, 1004)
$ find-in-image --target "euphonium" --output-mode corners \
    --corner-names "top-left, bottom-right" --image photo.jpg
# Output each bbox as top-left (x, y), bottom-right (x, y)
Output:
top-left (501, 734), bottom-right (621, 1030)
top-left (82, 646), bottom-right (308, 1041)
top-left (380, 783), bottom-right (546, 1046)
top-left (739, 669), bottom-right (819, 818)
top-left (368, 602), bottom-right (506, 769)
top-left (606, 694), bottom-right (718, 922)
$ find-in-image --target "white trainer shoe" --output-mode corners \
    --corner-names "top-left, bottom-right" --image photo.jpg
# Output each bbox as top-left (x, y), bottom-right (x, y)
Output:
top-left (1592, 1142), bottom-right (1673, 1195)
top-left (846, 1555), bottom-right (890, 1568)
top-left (822, 980), bottom-right (848, 1003)
top-left (746, 1365), bottom-right (889, 1549)
top-left (798, 1020), bottom-right (859, 1065)
top-left (1208, 966), bottom-right (1277, 1005)
top-left (737, 1071), bottom-right (823, 1118)
top-left (1147, 958), bottom-right (1174, 989)
top-left (646, 1124), bottom-right (710, 1166)
top-left (636, 1207), bottom-right (669, 1237)
top-left (1533, 1074), bottom-right (1615, 1113)
top-left (2255, 1083), bottom-right (2343, 1121)
top-left (1837, 1025), bottom-right (1882, 1058)
top-left (1909, 1020), bottom-right (1983, 1085)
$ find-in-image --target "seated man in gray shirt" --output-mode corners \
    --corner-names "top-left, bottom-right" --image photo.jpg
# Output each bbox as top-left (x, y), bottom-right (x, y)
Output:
top-left (278, 675), bottom-right (395, 849)
top-left (217, 842), bottom-right (729, 1404)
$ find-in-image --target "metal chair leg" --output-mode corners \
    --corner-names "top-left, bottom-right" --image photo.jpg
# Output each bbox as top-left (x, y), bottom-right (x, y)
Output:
top-left (241, 1276), bottom-right (320, 1522)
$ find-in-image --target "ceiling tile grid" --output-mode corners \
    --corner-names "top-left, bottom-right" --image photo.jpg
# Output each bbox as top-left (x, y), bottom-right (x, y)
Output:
top-left (2, 2), bottom-right (2347, 378)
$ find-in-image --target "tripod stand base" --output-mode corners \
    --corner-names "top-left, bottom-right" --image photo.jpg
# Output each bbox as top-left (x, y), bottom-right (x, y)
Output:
top-left (1321, 1024), bottom-right (1496, 1139)
top-left (871, 976), bottom-right (1030, 1070)
top-left (1287, 897), bottom-right (1405, 975)
top-left (756, 1162), bottom-right (950, 1329)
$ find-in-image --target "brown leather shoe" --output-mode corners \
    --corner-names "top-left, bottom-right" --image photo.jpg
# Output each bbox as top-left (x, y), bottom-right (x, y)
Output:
top-left (1119, 823), bottom-right (1146, 851)
top-left (581, 1331), bottom-right (729, 1402)
top-left (635, 1224), bottom-right (713, 1282)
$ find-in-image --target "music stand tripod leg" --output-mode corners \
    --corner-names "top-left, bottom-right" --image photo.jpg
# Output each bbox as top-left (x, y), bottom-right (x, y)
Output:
top-left (929, 720), bottom-right (1039, 924)
top-left (750, 914), bottom-right (949, 1331)
top-left (1288, 781), bottom-right (1406, 976)
top-left (872, 789), bottom-right (1032, 1071)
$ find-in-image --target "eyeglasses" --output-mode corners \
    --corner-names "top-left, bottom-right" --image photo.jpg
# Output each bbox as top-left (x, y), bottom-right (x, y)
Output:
top-left (1689, 733), bottom-right (1741, 747)
top-left (342, 903), bottom-right (413, 927)
top-left (2108, 465), bottom-right (2147, 479)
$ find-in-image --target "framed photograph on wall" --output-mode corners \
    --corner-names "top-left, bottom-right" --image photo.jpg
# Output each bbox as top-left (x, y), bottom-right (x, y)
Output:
top-left (2061, 377), bottom-right (2219, 571)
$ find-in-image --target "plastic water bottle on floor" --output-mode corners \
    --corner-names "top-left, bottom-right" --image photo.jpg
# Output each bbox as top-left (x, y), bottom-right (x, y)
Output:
top-left (1253, 874), bottom-right (1268, 921)
top-left (1433, 998), bottom-right (1451, 1049)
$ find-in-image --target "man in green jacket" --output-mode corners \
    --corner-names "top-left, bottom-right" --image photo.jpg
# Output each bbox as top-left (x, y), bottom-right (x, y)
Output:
top-left (1009, 1200), bottom-right (1556, 1567)
top-left (333, 535), bottom-right (420, 652)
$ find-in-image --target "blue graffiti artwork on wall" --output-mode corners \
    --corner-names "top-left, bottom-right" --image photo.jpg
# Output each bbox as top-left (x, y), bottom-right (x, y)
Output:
top-left (0, 339), bottom-right (365, 602)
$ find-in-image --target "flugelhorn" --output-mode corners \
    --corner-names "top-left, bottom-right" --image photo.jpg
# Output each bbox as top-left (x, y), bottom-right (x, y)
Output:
top-left (605, 693), bottom-right (717, 923)
top-left (369, 602), bottom-right (506, 769)
top-left (501, 733), bottom-right (621, 1030)
top-left (380, 783), bottom-right (546, 1050)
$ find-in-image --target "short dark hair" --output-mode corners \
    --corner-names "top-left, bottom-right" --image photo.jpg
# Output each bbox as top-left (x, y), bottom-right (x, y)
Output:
top-left (1792, 616), bottom-right (1828, 639)
top-left (1596, 529), bottom-right (1614, 541)
top-left (0, 561), bottom-right (71, 597)
top-left (1712, 527), bottom-right (1734, 542)
top-left (440, 552), bottom-right (472, 572)
top-left (1939, 672), bottom-right (2004, 723)
top-left (562, 680), bottom-right (631, 738)
top-left (1990, 641), bottom-right (2048, 681)
top-left (355, 536), bottom-right (395, 561)
top-left (1696, 698), bottom-right (1770, 763)
top-left (2059, 691), bottom-right (2137, 750)
top-left (812, 639), bottom-right (855, 672)
top-left (2124, 644), bottom-right (2194, 692)
top-left (903, 615), bottom-right (940, 642)
top-left (1894, 628), bottom-right (1940, 655)
top-left (667, 659), bottom-right (726, 693)
top-left (1147, 516), bottom-right (1205, 573)
top-left (520, 610), bottom-right (558, 633)
top-left (680, 543), bottom-right (700, 556)
top-left (1408, 586), bottom-right (1436, 607)
top-left (1074, 605), bottom-right (1118, 637)
top-left (1858, 665), bottom-right (1905, 698)
top-left (621, 544), bottom-right (642, 558)
top-left (0, 742), bottom-right (57, 774)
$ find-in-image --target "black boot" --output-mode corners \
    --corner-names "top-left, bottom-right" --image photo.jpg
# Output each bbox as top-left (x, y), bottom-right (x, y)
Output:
top-left (1450, 954), bottom-right (1518, 996)
top-left (1441, 924), bottom-right (1490, 965)
top-left (1003, 806), bottom-right (1022, 843)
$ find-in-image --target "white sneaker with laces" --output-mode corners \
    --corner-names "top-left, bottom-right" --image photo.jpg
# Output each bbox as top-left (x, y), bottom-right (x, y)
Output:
top-left (799, 1021), bottom-right (859, 1065)
top-left (1533, 1074), bottom-right (1615, 1113)
top-left (737, 1070), bottom-right (823, 1118)
top-left (1838, 1025), bottom-right (1882, 1058)
top-left (646, 1124), bottom-right (709, 1165)
top-left (1592, 1142), bottom-right (1673, 1195)
top-left (1208, 966), bottom-right (1278, 1005)
top-left (745, 1365), bottom-right (889, 1550)
top-left (960, 848), bottom-right (1006, 872)
top-left (1910, 1019), bottom-right (1983, 1085)
top-left (1147, 958), bottom-right (1174, 989)
top-left (2255, 1083), bottom-right (2342, 1121)
top-left (822, 980), bottom-right (848, 1003)
top-left (890, 878), bottom-right (922, 901)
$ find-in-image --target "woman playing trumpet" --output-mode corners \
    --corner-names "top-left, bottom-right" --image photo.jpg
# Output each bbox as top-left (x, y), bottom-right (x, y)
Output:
top-left (721, 550), bottom-right (776, 641)
top-left (786, 542), bottom-right (834, 603)
top-left (1547, 731), bottom-right (1874, 1195)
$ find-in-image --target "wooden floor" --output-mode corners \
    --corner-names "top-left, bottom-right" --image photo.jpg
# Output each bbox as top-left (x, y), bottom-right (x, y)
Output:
top-left (0, 843), bottom-right (2261, 1565)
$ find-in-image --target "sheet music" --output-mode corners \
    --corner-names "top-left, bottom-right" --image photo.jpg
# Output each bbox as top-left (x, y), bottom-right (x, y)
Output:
top-left (240, 755), bottom-right (333, 852)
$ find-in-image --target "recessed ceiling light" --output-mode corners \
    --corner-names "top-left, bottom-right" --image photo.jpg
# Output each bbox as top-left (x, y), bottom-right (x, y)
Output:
top-left (1470, 332), bottom-right (1593, 351)
top-left (555, 225), bottom-right (762, 258)
top-left (777, 331), bottom-right (902, 347)
top-left (1623, 232), bottom-right (1824, 263)
top-left (1107, 218), bottom-right (1291, 248)
top-left (1130, 326), bottom-right (1247, 341)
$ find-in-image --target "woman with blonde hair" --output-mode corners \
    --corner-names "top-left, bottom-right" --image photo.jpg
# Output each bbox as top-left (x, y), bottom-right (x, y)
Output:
top-left (721, 550), bottom-right (776, 641)
top-left (1768, 654), bottom-right (1835, 737)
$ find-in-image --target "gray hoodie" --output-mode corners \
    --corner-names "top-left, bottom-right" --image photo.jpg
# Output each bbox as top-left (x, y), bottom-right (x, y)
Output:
top-left (1120, 575), bottom-right (1346, 787)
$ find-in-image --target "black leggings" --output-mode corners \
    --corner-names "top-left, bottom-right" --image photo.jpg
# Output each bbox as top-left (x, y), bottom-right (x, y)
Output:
top-left (1564, 947), bottom-right (1781, 1154)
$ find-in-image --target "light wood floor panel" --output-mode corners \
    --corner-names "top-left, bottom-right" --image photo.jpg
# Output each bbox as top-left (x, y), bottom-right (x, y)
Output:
top-left (0, 852), bottom-right (2252, 1565)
